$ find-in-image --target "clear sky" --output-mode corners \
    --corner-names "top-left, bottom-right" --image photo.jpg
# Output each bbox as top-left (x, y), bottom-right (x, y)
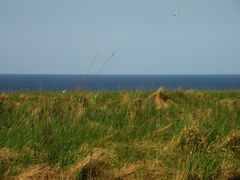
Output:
top-left (0, 0), bottom-right (240, 74)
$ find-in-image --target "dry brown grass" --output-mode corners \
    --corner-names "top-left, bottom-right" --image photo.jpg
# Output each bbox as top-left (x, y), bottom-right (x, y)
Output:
top-left (219, 98), bottom-right (240, 106)
top-left (16, 165), bottom-right (60, 180)
top-left (14, 148), bottom-right (116, 179)
top-left (163, 136), bottom-right (181, 153)
top-left (116, 163), bottom-right (143, 179)
top-left (62, 148), bottom-right (115, 179)
top-left (225, 131), bottom-right (240, 151)
top-left (217, 168), bottom-right (240, 180)
top-left (31, 107), bottom-right (42, 119)
top-left (120, 93), bottom-right (130, 106)
top-left (115, 161), bottom-right (165, 180)
top-left (179, 123), bottom-right (206, 152)
top-left (0, 148), bottom-right (19, 161)
top-left (0, 93), bottom-right (9, 102)
top-left (148, 88), bottom-right (172, 109)
top-left (210, 130), bottom-right (240, 150)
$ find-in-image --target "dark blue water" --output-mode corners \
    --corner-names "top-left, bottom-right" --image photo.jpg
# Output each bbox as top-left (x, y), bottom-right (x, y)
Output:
top-left (0, 74), bottom-right (240, 92)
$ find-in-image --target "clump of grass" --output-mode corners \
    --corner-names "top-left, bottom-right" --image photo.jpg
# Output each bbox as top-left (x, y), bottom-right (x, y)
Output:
top-left (148, 87), bottom-right (172, 109)
top-left (0, 89), bottom-right (239, 179)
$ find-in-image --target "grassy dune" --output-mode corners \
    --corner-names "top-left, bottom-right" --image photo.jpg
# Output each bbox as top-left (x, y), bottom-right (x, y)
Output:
top-left (0, 89), bottom-right (240, 179)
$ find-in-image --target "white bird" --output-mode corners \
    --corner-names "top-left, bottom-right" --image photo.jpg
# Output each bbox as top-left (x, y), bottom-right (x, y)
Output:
top-left (62, 90), bottom-right (66, 93)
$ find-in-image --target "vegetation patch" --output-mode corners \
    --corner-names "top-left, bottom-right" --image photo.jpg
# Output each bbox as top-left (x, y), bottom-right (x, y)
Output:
top-left (0, 90), bottom-right (239, 179)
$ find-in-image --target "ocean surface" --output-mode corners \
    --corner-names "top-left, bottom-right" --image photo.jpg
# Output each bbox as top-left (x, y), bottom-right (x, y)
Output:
top-left (0, 75), bottom-right (240, 92)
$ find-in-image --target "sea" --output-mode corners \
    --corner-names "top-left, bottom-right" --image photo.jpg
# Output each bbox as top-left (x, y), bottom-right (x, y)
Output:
top-left (0, 74), bottom-right (240, 92)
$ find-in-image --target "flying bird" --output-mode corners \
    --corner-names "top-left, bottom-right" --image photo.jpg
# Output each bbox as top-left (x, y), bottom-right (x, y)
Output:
top-left (173, 12), bottom-right (178, 16)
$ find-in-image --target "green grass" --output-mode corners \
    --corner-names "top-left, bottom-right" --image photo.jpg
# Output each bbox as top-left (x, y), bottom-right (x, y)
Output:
top-left (0, 90), bottom-right (240, 179)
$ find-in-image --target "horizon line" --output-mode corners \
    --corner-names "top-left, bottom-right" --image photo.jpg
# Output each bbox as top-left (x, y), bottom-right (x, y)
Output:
top-left (0, 73), bottom-right (240, 76)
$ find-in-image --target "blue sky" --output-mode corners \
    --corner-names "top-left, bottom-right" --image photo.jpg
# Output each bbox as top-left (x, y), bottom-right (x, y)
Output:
top-left (0, 0), bottom-right (240, 74)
